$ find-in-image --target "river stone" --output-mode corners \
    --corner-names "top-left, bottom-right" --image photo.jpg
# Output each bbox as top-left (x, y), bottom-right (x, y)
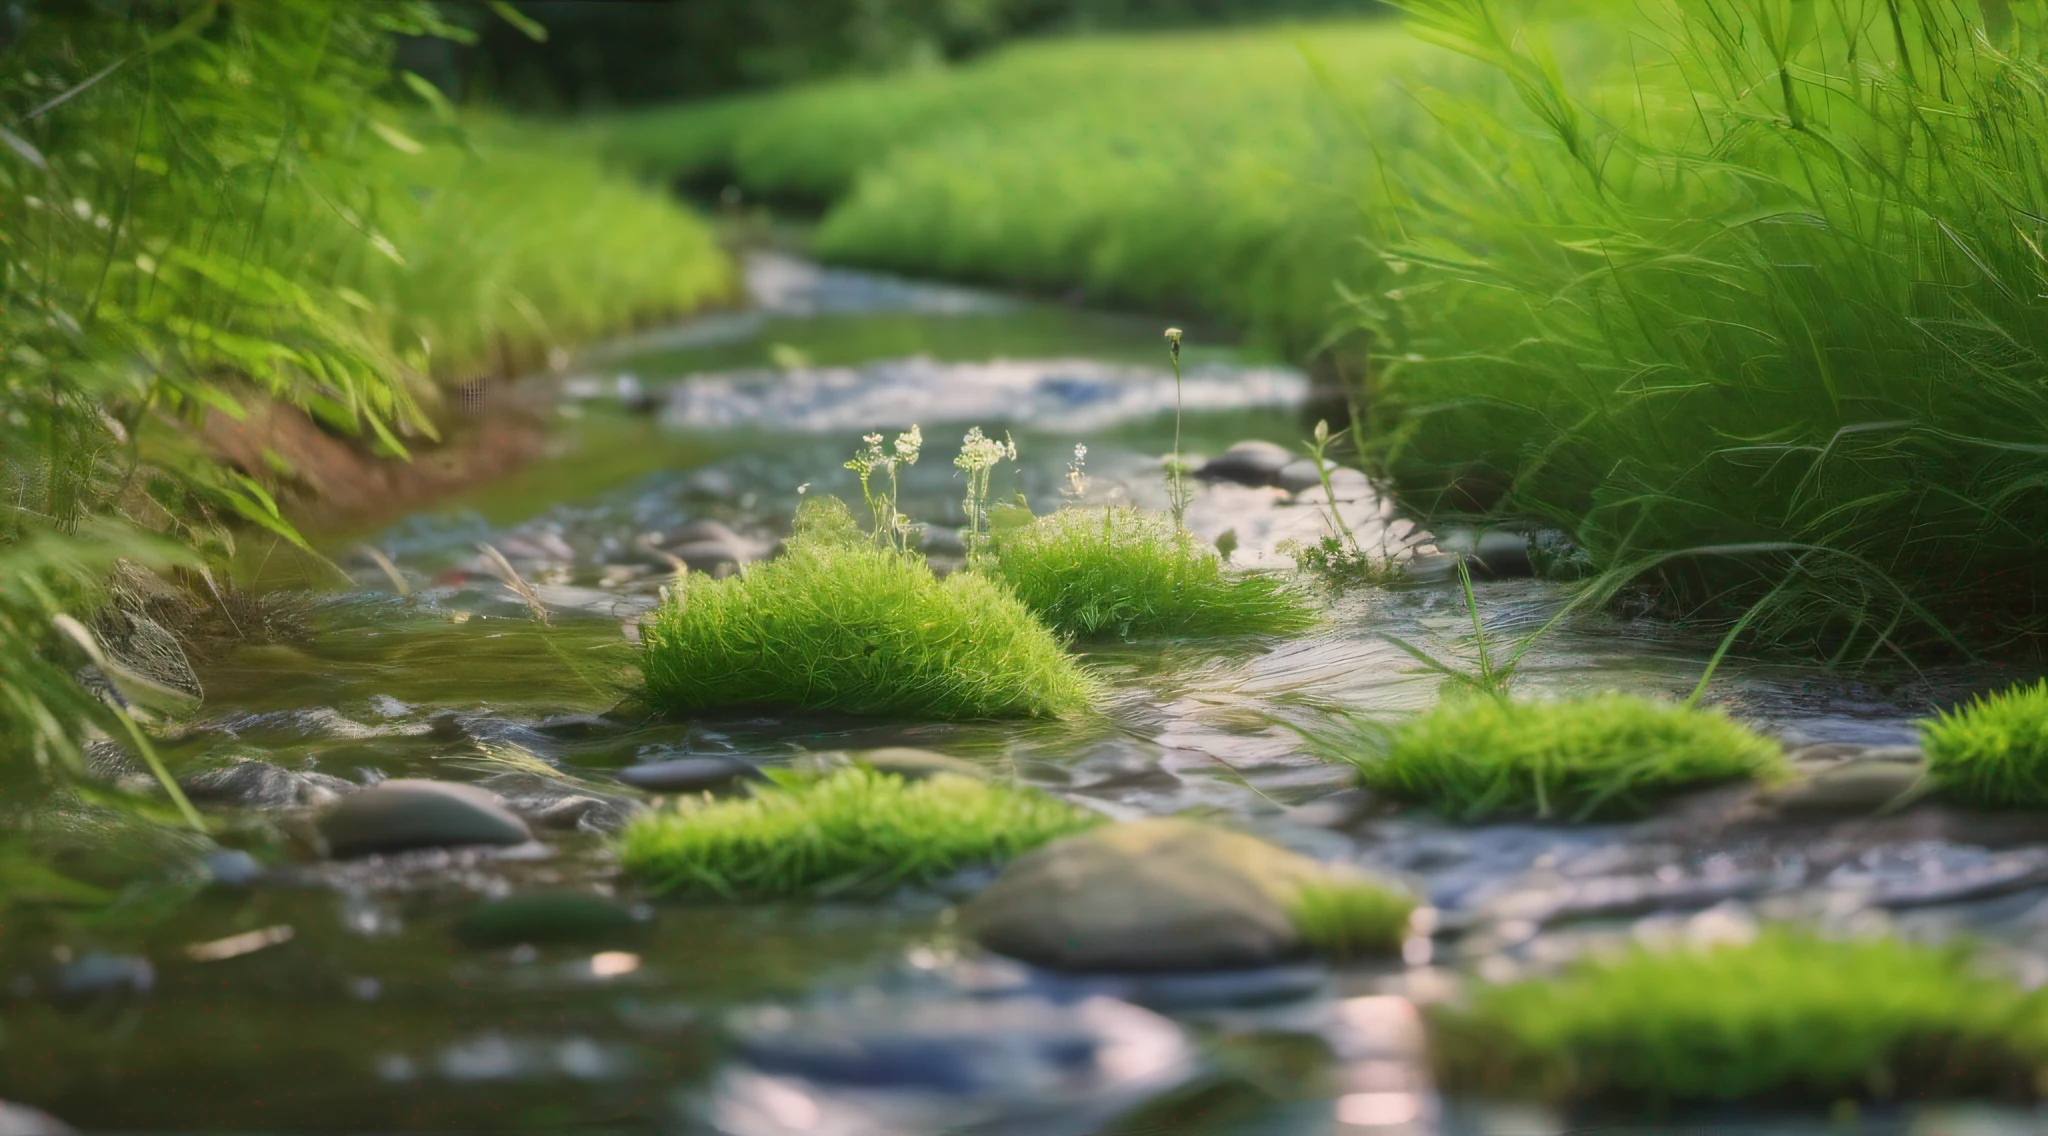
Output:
top-left (455, 891), bottom-right (648, 947)
top-left (960, 818), bottom-right (1331, 972)
top-left (182, 760), bottom-right (355, 809)
top-left (1472, 530), bottom-right (1534, 578)
top-left (1275, 458), bottom-right (1337, 494)
top-left (855, 747), bottom-right (989, 782)
top-left (1764, 759), bottom-right (1928, 815)
top-left (661, 519), bottom-right (743, 548)
top-left (317, 779), bottom-right (532, 858)
top-left (668, 540), bottom-right (748, 573)
top-left (0, 1101), bottom-right (73, 1135)
top-left (617, 756), bottom-right (766, 793)
top-left (1198, 441), bottom-right (1294, 485)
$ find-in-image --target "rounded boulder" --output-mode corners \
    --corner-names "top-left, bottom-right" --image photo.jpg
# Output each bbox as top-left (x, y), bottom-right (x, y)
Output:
top-left (959, 818), bottom-right (1329, 972)
top-left (317, 779), bottom-right (532, 858)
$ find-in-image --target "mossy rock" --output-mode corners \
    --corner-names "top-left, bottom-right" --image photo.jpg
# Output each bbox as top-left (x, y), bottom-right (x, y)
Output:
top-left (1317, 693), bottom-right (1789, 822)
top-left (616, 767), bottom-right (1099, 899)
top-left (1923, 680), bottom-right (2048, 808)
top-left (960, 818), bottom-right (1412, 972)
top-left (639, 497), bottom-right (1092, 720)
top-left (1433, 931), bottom-right (2048, 1106)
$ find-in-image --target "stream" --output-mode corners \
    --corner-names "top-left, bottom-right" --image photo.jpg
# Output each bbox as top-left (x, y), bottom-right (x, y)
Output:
top-left (7, 252), bottom-right (2048, 1135)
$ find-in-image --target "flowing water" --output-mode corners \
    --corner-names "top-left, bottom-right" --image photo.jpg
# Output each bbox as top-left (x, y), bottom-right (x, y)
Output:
top-left (8, 252), bottom-right (2048, 1135)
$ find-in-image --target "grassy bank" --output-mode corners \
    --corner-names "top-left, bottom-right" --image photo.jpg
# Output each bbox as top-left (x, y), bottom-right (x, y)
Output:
top-left (0, 1), bottom-right (730, 820)
top-left (602, 20), bottom-right (1461, 359)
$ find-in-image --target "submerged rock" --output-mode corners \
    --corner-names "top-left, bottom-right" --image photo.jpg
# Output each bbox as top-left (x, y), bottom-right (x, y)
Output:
top-left (854, 748), bottom-right (989, 782)
top-left (454, 891), bottom-right (648, 947)
top-left (960, 818), bottom-right (1332, 972)
top-left (50, 953), bottom-right (154, 1003)
top-left (317, 779), bottom-right (532, 858)
top-left (1764, 758), bottom-right (1928, 815)
top-left (1198, 441), bottom-right (1294, 486)
top-left (616, 755), bottom-right (766, 793)
top-left (727, 995), bottom-right (1188, 1096)
top-left (476, 771), bottom-right (642, 833)
top-left (181, 760), bottom-right (355, 810)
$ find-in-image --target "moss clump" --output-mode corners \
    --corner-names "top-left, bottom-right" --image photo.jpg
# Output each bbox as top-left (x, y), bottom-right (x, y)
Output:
top-left (617, 767), bottom-right (1102, 898)
top-left (1313, 693), bottom-right (1786, 822)
top-left (640, 497), bottom-right (1092, 719)
top-left (1287, 878), bottom-right (1415, 961)
top-left (1433, 932), bottom-right (2048, 1106)
top-left (983, 506), bottom-right (1313, 639)
top-left (1922, 680), bottom-right (2048, 808)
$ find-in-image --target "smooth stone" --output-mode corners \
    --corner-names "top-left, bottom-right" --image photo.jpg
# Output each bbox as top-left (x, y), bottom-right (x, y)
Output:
top-left (201, 849), bottom-right (266, 888)
top-left (1275, 458), bottom-right (1337, 494)
top-left (960, 818), bottom-right (1332, 972)
top-left (1860, 744), bottom-right (1926, 763)
top-left (1293, 467), bottom-right (1373, 504)
top-left (0, 1102), bottom-right (73, 1135)
top-left (661, 519), bottom-right (743, 548)
top-left (454, 891), bottom-right (648, 947)
top-left (1788, 742), bottom-right (1867, 762)
top-left (51, 953), bottom-right (154, 1002)
top-left (1198, 440), bottom-right (1295, 485)
top-left (1765, 759), bottom-right (1928, 814)
top-left (532, 713), bottom-right (631, 740)
top-left (667, 540), bottom-right (748, 572)
top-left (476, 772), bottom-right (643, 833)
top-left (855, 747), bottom-right (989, 782)
top-left (182, 760), bottom-right (355, 809)
top-left (728, 995), bottom-right (1189, 1096)
top-left (317, 779), bottom-right (532, 858)
top-left (616, 756), bottom-right (767, 793)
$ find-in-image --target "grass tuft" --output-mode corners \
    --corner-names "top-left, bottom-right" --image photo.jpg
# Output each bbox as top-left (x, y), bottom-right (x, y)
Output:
top-left (1287, 878), bottom-right (1416, 961)
top-left (1433, 932), bottom-right (2048, 1106)
top-left (984, 506), bottom-right (1314, 640)
top-left (640, 497), bottom-right (1093, 719)
top-left (1922, 680), bottom-right (2048, 809)
top-left (1308, 693), bottom-right (1787, 822)
top-left (616, 766), bottom-right (1102, 899)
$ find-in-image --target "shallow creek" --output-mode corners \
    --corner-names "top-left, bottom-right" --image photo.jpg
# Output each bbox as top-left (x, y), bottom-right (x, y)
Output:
top-left (9, 254), bottom-right (2048, 1134)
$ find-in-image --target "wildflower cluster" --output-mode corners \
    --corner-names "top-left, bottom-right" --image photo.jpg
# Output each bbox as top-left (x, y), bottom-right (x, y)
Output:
top-left (956, 426), bottom-right (1017, 552)
top-left (845, 424), bottom-right (923, 552)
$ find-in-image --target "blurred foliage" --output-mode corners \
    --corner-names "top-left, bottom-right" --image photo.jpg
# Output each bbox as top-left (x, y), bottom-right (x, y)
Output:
top-left (420, 0), bottom-right (1387, 111)
top-left (0, 0), bottom-right (727, 819)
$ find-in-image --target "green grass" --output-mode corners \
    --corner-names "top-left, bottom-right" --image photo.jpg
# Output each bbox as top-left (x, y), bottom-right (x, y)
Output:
top-left (640, 497), bottom-right (1094, 719)
top-left (601, 22), bottom-right (1480, 358)
top-left (1287, 878), bottom-right (1416, 961)
top-left (1358, 0), bottom-right (2048, 654)
top-left (1308, 693), bottom-right (1788, 821)
top-left (1922, 680), bottom-right (2048, 809)
top-left (616, 766), bottom-right (1102, 899)
top-left (1432, 932), bottom-right (2048, 1106)
top-left (983, 506), bottom-right (1314, 639)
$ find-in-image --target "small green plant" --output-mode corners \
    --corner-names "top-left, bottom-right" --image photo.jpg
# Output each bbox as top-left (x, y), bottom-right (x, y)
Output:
top-left (1287, 877), bottom-right (1416, 961)
top-left (1922, 680), bottom-right (2048, 808)
top-left (984, 505), bottom-right (1314, 639)
top-left (955, 426), bottom-right (1017, 556)
top-left (617, 766), bottom-right (1102, 898)
top-left (845, 425), bottom-right (924, 553)
top-left (1307, 692), bottom-right (1786, 822)
top-left (1432, 932), bottom-right (2048, 1106)
top-left (1162, 327), bottom-right (1192, 529)
top-left (639, 496), bottom-right (1092, 720)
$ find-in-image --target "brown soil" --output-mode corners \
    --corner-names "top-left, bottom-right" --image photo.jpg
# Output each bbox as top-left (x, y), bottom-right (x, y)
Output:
top-left (202, 377), bottom-right (552, 533)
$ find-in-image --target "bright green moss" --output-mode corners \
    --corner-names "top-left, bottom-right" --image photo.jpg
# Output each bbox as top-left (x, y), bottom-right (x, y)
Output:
top-left (639, 497), bottom-right (1093, 720)
top-left (1433, 932), bottom-right (2048, 1106)
top-left (1311, 693), bottom-right (1787, 822)
top-left (1922, 680), bottom-right (2048, 808)
top-left (616, 767), bottom-right (1102, 899)
top-left (1287, 878), bottom-right (1415, 961)
top-left (983, 506), bottom-right (1313, 640)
